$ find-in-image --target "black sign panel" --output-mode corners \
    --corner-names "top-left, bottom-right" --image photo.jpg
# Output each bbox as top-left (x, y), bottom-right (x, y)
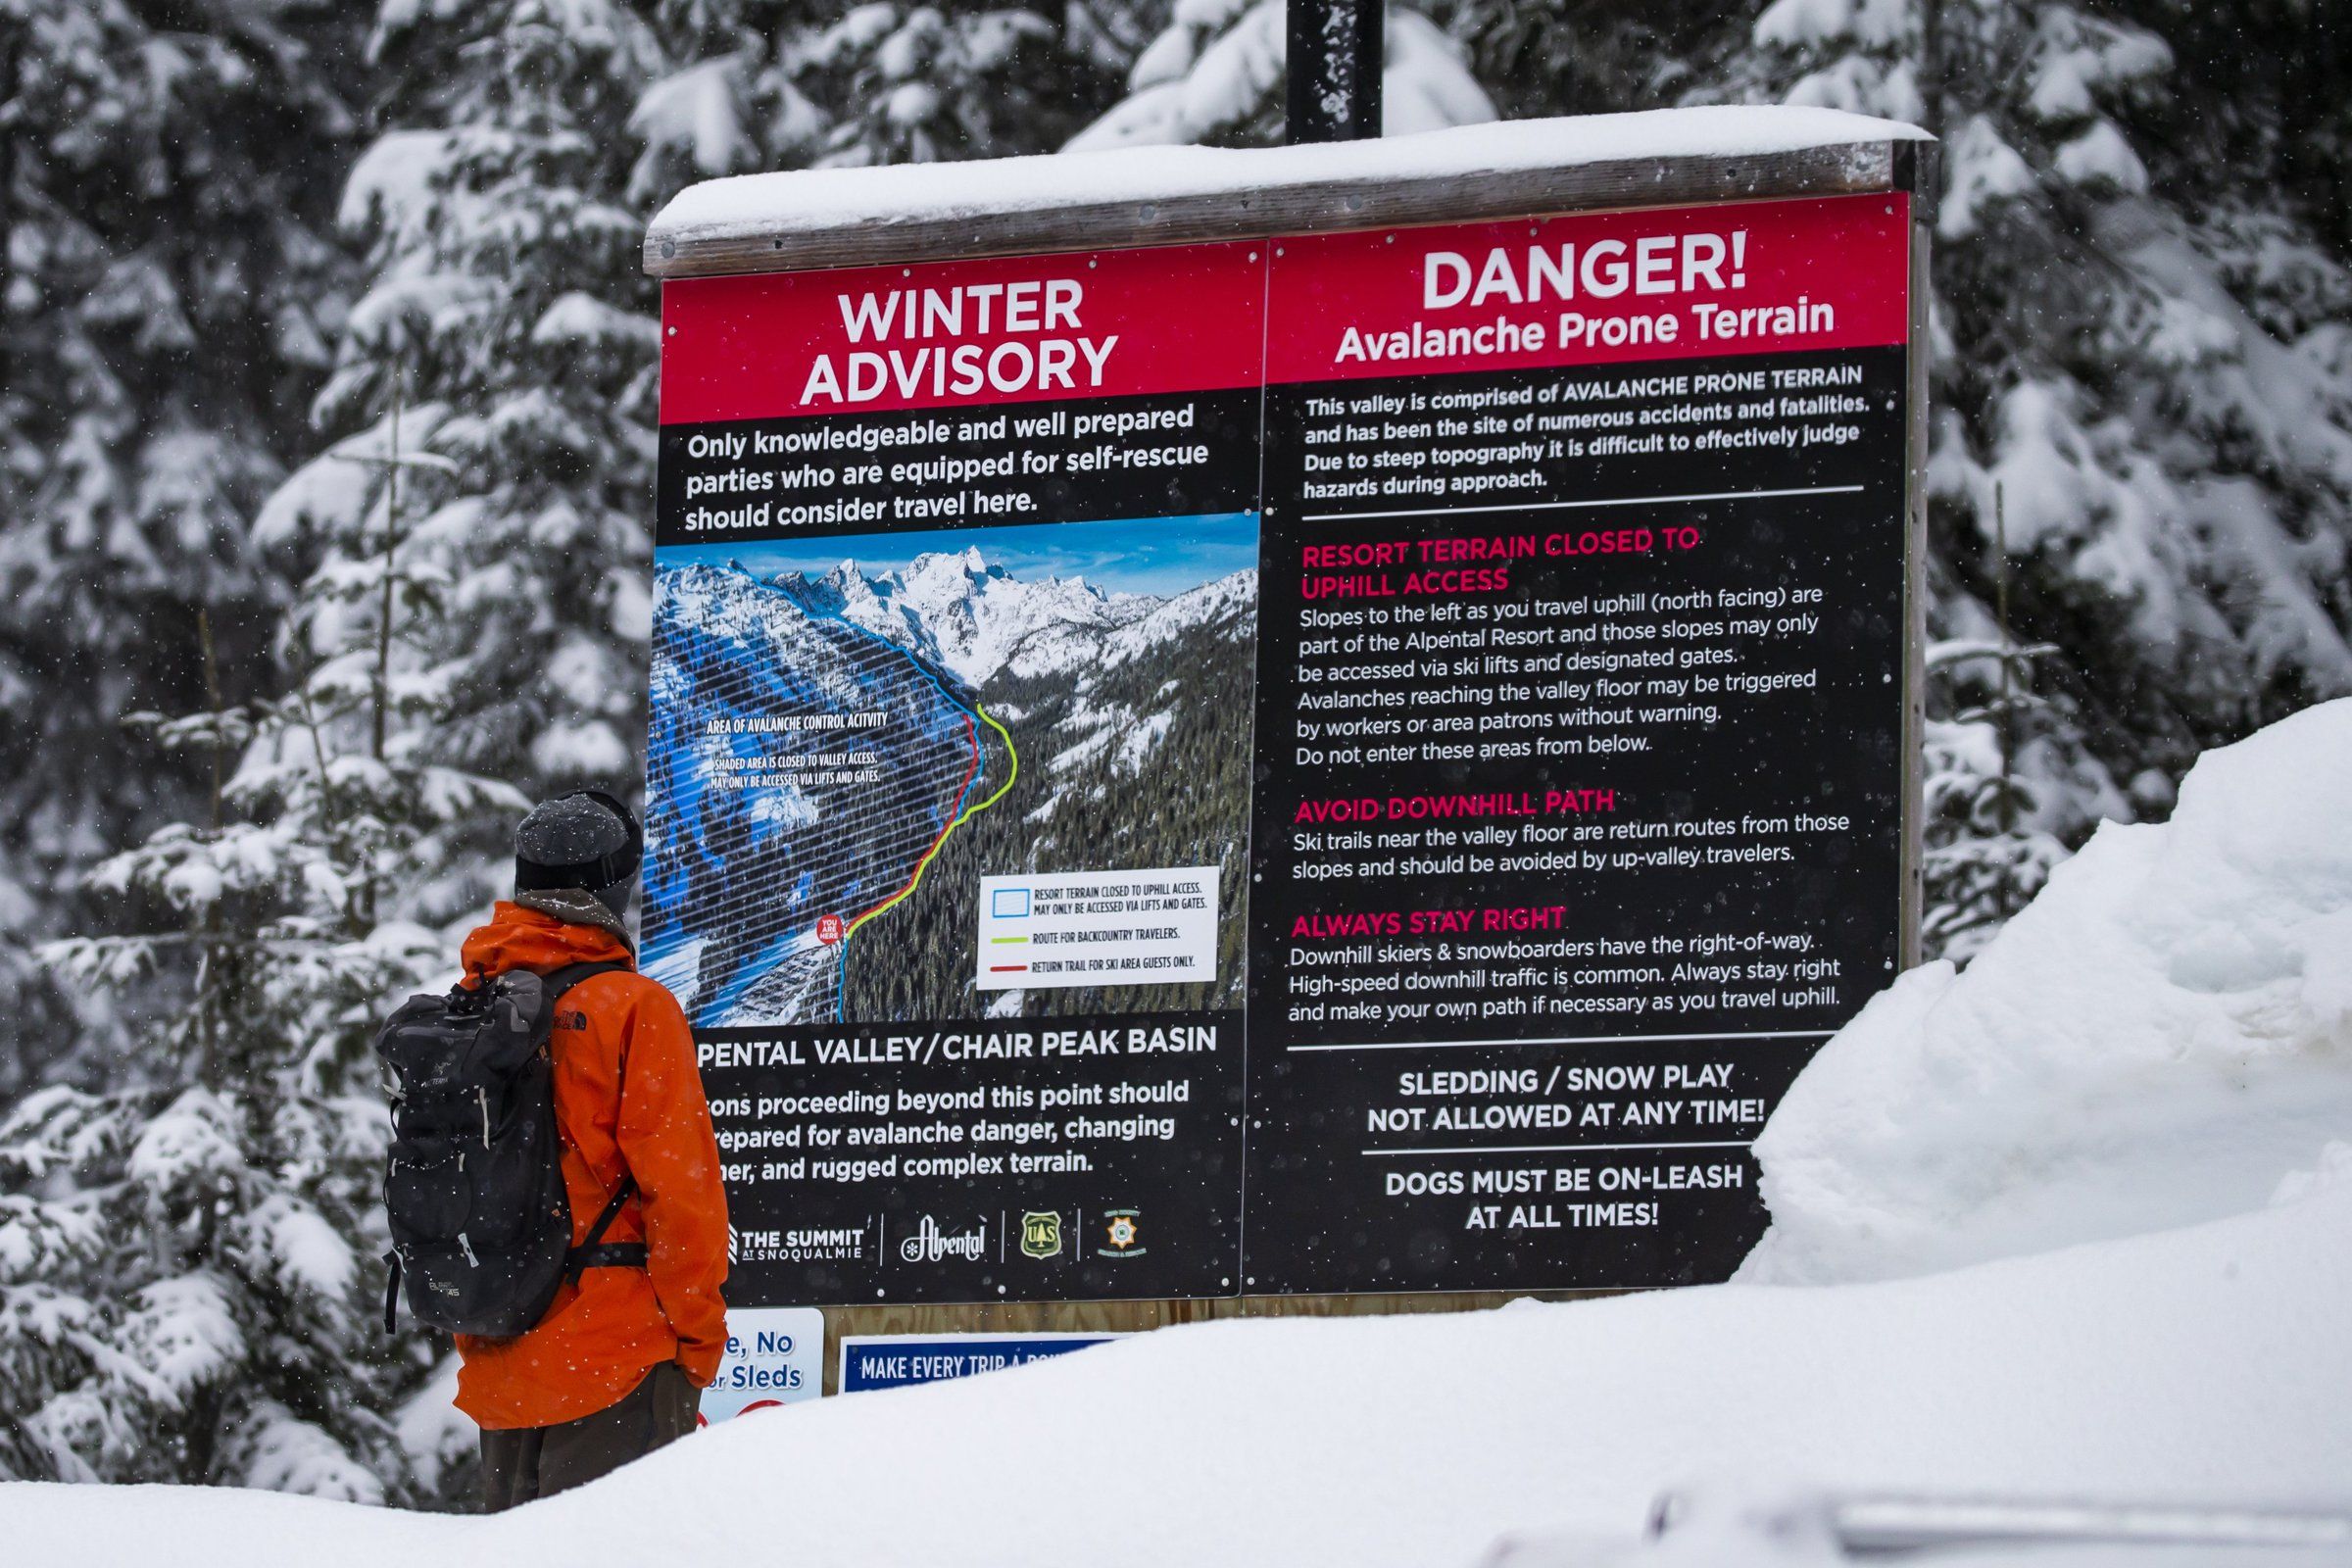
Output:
top-left (703, 1014), bottom-right (1240, 1302)
top-left (1237, 201), bottom-right (1912, 1292)
top-left (1244, 352), bottom-right (1906, 1292)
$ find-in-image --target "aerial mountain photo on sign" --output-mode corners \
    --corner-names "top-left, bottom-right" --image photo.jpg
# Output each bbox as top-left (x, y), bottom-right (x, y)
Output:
top-left (643, 517), bottom-right (1256, 1026)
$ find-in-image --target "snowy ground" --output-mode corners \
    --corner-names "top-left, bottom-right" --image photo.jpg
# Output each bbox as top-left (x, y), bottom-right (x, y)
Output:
top-left (7, 704), bottom-right (2350, 1565)
top-left (8, 1187), bottom-right (2348, 1567)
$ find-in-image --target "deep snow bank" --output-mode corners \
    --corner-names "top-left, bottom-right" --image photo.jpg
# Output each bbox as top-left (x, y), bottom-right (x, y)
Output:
top-left (1740, 697), bottom-right (2352, 1285)
top-left (9, 708), bottom-right (2351, 1564)
top-left (7, 1183), bottom-right (2349, 1568)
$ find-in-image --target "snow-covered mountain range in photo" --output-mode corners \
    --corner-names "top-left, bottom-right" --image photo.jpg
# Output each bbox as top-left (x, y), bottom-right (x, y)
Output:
top-left (767, 544), bottom-right (1255, 691)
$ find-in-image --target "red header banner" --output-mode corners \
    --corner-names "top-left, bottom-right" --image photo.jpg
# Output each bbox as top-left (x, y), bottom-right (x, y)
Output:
top-left (661, 195), bottom-right (1908, 421)
top-left (660, 241), bottom-right (1267, 424)
top-left (1265, 194), bottom-right (1910, 384)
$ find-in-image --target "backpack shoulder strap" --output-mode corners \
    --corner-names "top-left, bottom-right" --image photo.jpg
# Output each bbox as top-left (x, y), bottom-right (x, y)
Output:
top-left (540, 958), bottom-right (633, 1002)
top-left (540, 958), bottom-right (650, 1283)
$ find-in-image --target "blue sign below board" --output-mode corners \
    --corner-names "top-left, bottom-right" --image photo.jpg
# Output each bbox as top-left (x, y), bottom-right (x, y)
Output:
top-left (838, 1332), bottom-right (1124, 1394)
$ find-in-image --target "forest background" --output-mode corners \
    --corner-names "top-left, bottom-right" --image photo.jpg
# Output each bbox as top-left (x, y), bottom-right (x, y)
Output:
top-left (0, 0), bottom-right (2346, 1505)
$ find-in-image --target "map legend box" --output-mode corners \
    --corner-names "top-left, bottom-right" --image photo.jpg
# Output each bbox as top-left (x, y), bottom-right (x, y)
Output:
top-left (976, 866), bottom-right (1219, 990)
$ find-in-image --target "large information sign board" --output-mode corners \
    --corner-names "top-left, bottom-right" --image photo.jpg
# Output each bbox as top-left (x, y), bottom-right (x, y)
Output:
top-left (643, 129), bottom-right (1925, 1309)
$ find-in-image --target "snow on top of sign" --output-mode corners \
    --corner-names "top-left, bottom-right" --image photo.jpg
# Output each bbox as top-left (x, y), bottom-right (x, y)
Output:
top-left (646, 107), bottom-right (1930, 250)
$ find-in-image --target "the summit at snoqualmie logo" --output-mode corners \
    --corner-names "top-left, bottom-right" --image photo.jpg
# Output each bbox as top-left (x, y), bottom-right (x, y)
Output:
top-left (733, 1224), bottom-right (869, 1264)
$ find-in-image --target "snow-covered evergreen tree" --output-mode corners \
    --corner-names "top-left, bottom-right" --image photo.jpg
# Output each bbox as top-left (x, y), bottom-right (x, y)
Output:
top-left (1691, 0), bottom-right (2352, 955)
top-left (789, 3), bottom-right (1117, 164)
top-left (294, 0), bottom-right (666, 856)
top-left (0, 0), bottom-right (652, 1492)
top-left (1068, 0), bottom-right (1495, 148)
top-left (1919, 613), bottom-right (2070, 960)
top-left (9, 359), bottom-right (528, 1490)
top-left (1425, 1), bottom-right (1724, 122)
top-left (630, 0), bottom-right (1117, 195)
top-left (0, 0), bottom-right (364, 1093)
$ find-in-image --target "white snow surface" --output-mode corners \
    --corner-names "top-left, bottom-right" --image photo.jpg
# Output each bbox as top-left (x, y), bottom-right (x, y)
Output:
top-left (6, 1185), bottom-right (2348, 1564)
top-left (647, 107), bottom-right (1930, 256)
top-left (10, 705), bottom-right (2350, 1560)
top-left (1741, 697), bottom-right (2352, 1285)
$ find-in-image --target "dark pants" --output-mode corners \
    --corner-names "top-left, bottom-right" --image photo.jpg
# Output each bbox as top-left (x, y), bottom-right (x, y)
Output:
top-left (478, 1361), bottom-right (699, 1511)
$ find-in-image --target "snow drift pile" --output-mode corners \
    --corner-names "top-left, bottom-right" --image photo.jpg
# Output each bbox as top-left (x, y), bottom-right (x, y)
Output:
top-left (9, 1169), bottom-right (2349, 1568)
top-left (1743, 697), bottom-right (2352, 1284)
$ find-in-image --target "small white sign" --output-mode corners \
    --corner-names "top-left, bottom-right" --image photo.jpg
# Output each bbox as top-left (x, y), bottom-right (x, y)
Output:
top-left (700, 1306), bottom-right (825, 1422)
top-left (976, 865), bottom-right (1219, 991)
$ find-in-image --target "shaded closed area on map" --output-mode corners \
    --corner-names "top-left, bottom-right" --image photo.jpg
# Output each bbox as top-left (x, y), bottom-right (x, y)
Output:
top-left (643, 562), bottom-right (991, 1025)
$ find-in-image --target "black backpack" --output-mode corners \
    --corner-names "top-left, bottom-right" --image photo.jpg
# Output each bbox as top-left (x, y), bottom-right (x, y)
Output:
top-left (375, 961), bottom-right (641, 1337)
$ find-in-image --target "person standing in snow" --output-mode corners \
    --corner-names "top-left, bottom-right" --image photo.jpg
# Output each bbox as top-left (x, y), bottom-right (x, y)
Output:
top-left (456, 791), bottom-right (729, 1509)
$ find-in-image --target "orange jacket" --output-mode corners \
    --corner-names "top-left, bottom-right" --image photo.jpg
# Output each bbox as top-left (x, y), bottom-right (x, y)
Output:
top-left (450, 903), bottom-right (729, 1430)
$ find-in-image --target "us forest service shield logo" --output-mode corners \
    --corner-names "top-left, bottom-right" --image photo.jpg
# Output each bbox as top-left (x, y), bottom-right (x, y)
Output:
top-left (1098, 1208), bottom-right (1145, 1258)
top-left (1020, 1210), bottom-right (1062, 1259)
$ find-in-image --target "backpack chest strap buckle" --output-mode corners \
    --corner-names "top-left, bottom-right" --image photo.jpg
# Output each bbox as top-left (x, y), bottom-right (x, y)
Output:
top-left (566, 1242), bottom-right (650, 1271)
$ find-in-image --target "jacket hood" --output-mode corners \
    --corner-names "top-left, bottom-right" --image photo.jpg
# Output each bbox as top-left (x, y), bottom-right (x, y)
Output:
top-left (461, 901), bottom-right (635, 982)
top-left (514, 886), bottom-right (632, 941)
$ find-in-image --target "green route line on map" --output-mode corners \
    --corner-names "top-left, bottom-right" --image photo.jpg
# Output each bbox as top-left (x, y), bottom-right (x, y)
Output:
top-left (841, 701), bottom-right (1020, 945)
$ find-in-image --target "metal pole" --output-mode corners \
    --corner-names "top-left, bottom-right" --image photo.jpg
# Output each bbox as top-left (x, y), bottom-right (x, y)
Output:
top-left (1287, 0), bottom-right (1384, 143)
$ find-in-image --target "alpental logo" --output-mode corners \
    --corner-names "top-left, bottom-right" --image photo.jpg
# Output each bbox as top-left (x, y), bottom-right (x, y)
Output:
top-left (900, 1215), bottom-right (988, 1264)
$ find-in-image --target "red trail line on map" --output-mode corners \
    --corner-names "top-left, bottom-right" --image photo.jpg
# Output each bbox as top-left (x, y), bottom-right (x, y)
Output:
top-left (848, 710), bottom-right (981, 930)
